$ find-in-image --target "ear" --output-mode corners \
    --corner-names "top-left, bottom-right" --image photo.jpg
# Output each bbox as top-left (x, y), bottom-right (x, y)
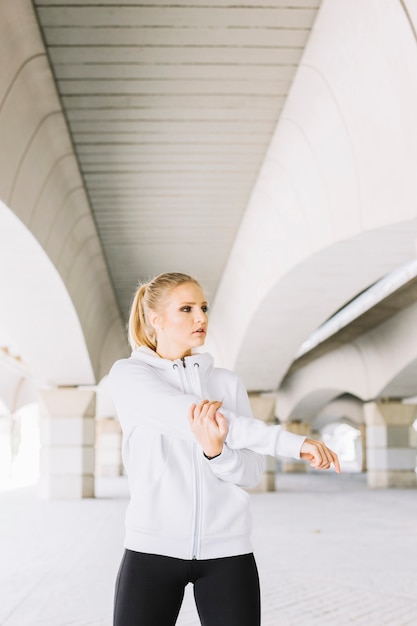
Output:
top-left (148, 310), bottom-right (161, 330)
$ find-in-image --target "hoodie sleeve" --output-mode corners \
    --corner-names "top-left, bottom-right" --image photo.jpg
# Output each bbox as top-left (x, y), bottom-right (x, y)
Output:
top-left (211, 372), bottom-right (305, 460)
top-left (224, 411), bottom-right (306, 459)
top-left (109, 358), bottom-right (305, 460)
top-left (202, 374), bottom-right (265, 488)
top-left (108, 358), bottom-right (199, 442)
top-left (203, 444), bottom-right (264, 488)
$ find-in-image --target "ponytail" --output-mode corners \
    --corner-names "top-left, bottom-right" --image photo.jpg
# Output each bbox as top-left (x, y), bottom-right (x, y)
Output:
top-left (128, 284), bottom-right (156, 351)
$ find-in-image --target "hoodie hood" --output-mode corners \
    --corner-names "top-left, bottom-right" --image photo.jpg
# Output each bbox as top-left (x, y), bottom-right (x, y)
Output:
top-left (131, 345), bottom-right (214, 375)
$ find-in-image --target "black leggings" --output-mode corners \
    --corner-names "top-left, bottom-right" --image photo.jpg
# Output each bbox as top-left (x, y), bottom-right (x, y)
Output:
top-left (113, 550), bottom-right (260, 626)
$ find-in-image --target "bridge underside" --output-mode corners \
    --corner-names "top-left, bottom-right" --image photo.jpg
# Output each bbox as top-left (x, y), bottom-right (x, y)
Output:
top-left (0, 0), bottom-right (417, 497)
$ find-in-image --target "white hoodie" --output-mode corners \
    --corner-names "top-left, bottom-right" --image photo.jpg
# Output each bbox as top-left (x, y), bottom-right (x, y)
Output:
top-left (108, 347), bottom-right (306, 560)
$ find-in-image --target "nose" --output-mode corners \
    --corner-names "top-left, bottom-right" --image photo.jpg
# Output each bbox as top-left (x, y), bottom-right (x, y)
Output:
top-left (195, 309), bottom-right (207, 324)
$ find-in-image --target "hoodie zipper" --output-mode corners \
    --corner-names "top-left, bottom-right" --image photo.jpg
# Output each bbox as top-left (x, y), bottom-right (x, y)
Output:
top-left (191, 445), bottom-right (202, 559)
top-left (175, 356), bottom-right (202, 560)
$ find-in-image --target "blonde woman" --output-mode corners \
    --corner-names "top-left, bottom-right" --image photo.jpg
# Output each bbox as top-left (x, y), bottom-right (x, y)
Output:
top-left (109, 272), bottom-right (340, 626)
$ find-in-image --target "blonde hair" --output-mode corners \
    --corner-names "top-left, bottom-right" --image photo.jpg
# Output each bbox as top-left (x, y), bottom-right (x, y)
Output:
top-left (128, 272), bottom-right (201, 351)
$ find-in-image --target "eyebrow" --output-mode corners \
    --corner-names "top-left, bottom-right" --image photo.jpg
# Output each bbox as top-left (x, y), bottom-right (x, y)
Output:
top-left (179, 301), bottom-right (208, 305)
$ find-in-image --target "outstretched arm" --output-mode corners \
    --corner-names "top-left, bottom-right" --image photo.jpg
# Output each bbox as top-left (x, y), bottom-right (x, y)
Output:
top-left (188, 400), bottom-right (340, 475)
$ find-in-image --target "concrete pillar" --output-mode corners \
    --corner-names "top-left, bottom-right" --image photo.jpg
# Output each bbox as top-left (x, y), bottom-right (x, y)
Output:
top-left (358, 424), bottom-right (367, 472)
top-left (280, 421), bottom-right (311, 473)
top-left (95, 417), bottom-right (123, 477)
top-left (248, 394), bottom-right (277, 492)
top-left (38, 388), bottom-right (96, 499)
top-left (364, 401), bottom-right (417, 488)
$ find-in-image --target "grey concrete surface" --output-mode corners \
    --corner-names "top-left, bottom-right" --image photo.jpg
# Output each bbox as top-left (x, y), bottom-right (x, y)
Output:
top-left (1, 472), bottom-right (417, 625)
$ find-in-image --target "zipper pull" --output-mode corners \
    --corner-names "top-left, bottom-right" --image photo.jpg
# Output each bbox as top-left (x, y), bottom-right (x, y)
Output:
top-left (181, 356), bottom-right (186, 368)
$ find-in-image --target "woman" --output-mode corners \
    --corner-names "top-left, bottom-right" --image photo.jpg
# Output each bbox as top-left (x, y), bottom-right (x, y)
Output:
top-left (109, 272), bottom-right (340, 626)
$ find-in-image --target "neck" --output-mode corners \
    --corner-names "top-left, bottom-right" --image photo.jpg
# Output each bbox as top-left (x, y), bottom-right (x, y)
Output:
top-left (156, 347), bottom-right (192, 361)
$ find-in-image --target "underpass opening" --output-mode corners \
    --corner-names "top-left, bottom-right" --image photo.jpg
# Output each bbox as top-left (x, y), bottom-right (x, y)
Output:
top-left (321, 420), bottom-right (363, 474)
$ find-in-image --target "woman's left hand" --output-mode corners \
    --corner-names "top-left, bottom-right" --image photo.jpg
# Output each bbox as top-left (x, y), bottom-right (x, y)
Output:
top-left (300, 438), bottom-right (341, 473)
top-left (188, 400), bottom-right (229, 458)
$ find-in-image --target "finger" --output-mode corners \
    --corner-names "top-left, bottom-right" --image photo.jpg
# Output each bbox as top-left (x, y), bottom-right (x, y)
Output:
top-left (319, 445), bottom-right (333, 468)
top-left (313, 444), bottom-right (340, 473)
top-left (316, 441), bottom-right (333, 464)
top-left (209, 400), bottom-right (223, 411)
top-left (322, 445), bottom-right (338, 470)
top-left (318, 450), bottom-right (332, 469)
top-left (331, 450), bottom-right (341, 474)
top-left (216, 411), bottom-right (229, 438)
top-left (206, 401), bottom-right (223, 420)
top-left (310, 454), bottom-right (325, 469)
top-left (198, 401), bottom-right (222, 422)
top-left (196, 399), bottom-right (210, 418)
top-left (306, 443), bottom-right (330, 470)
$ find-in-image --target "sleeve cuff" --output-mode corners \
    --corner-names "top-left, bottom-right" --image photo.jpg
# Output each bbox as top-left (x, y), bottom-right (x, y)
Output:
top-left (203, 451), bottom-right (222, 460)
top-left (276, 429), bottom-right (306, 459)
top-left (203, 444), bottom-right (234, 467)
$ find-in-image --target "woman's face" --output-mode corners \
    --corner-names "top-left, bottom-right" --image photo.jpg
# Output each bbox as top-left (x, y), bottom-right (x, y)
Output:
top-left (151, 282), bottom-right (209, 360)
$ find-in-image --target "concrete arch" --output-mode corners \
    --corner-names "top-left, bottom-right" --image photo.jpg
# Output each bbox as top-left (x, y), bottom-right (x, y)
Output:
top-left (355, 301), bottom-right (417, 399)
top-left (277, 299), bottom-right (417, 421)
top-left (312, 396), bottom-right (365, 432)
top-left (207, 0), bottom-right (417, 391)
top-left (7, 108), bottom-right (63, 207)
top-left (0, 0), bottom-right (128, 382)
top-left (234, 226), bottom-right (417, 391)
top-left (278, 387), bottom-right (366, 428)
top-left (381, 359), bottom-right (417, 399)
top-left (278, 388), bottom-right (347, 425)
top-left (0, 200), bottom-right (95, 386)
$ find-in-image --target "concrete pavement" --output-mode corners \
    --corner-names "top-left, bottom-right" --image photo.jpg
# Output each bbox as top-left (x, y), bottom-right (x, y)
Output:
top-left (1, 472), bottom-right (417, 625)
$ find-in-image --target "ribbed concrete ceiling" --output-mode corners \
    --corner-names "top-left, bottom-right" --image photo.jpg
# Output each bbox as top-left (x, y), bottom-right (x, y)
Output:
top-left (33, 0), bottom-right (321, 318)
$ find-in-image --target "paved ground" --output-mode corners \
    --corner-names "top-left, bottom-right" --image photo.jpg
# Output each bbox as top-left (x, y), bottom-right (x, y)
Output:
top-left (1, 471), bottom-right (417, 626)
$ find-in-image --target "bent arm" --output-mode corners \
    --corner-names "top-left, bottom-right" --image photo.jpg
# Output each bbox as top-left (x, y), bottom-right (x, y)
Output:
top-left (109, 360), bottom-right (200, 442)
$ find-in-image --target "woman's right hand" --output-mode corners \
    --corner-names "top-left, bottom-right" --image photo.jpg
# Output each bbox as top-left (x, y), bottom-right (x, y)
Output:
top-left (188, 400), bottom-right (228, 458)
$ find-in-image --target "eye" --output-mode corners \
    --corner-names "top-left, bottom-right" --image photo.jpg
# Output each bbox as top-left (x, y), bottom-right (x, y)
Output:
top-left (202, 305), bottom-right (209, 313)
top-left (181, 306), bottom-right (191, 312)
